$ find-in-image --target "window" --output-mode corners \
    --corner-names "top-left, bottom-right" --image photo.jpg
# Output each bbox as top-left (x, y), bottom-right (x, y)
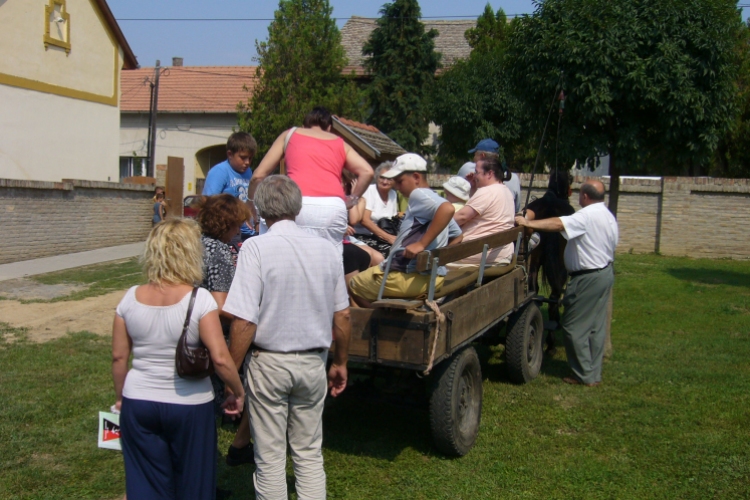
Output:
top-left (119, 157), bottom-right (152, 180)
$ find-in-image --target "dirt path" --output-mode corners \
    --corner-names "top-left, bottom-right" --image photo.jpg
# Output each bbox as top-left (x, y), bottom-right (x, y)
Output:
top-left (0, 290), bottom-right (126, 342)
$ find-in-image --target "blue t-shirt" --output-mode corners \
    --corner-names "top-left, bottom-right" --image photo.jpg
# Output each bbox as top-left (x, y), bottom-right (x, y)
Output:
top-left (202, 159), bottom-right (254, 236)
top-left (388, 188), bottom-right (462, 276)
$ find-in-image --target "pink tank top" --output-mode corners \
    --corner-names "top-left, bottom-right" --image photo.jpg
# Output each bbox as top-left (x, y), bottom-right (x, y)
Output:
top-left (285, 132), bottom-right (347, 199)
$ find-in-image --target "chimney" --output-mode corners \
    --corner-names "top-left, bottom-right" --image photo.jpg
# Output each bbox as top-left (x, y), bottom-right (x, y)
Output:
top-left (172, 57), bottom-right (183, 67)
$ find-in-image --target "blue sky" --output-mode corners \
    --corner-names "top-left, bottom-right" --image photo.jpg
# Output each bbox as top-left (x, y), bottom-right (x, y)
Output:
top-left (107, 0), bottom-right (540, 67)
top-left (108, 1), bottom-right (750, 68)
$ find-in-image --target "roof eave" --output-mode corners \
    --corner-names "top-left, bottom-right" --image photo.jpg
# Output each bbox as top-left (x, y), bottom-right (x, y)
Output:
top-left (93, 0), bottom-right (139, 69)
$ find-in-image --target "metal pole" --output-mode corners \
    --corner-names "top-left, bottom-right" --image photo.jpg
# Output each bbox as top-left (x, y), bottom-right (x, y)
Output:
top-left (147, 60), bottom-right (161, 177)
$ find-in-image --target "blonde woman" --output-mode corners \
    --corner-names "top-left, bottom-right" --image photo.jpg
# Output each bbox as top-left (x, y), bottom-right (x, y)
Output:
top-left (112, 219), bottom-right (244, 499)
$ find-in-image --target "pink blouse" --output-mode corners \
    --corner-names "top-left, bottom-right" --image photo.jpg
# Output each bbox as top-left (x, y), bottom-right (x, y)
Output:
top-left (285, 132), bottom-right (347, 199)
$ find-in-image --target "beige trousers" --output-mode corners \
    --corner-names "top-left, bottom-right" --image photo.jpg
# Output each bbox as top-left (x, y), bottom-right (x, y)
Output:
top-left (246, 349), bottom-right (328, 500)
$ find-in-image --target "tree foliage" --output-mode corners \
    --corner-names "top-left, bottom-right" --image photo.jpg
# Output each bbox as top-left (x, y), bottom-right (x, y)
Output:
top-left (238, 0), bottom-right (363, 158)
top-left (430, 5), bottom-right (532, 171)
top-left (363, 0), bottom-right (440, 154)
top-left (506, 0), bottom-right (743, 214)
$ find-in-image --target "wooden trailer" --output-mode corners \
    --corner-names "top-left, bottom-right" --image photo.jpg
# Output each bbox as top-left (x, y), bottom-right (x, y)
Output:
top-left (342, 226), bottom-right (545, 456)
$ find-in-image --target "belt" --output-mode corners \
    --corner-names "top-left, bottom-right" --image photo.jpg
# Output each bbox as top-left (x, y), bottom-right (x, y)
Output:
top-left (251, 345), bottom-right (325, 355)
top-left (569, 263), bottom-right (611, 278)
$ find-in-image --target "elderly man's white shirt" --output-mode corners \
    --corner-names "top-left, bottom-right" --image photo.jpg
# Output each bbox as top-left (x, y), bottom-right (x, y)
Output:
top-left (224, 219), bottom-right (349, 352)
top-left (559, 202), bottom-right (619, 272)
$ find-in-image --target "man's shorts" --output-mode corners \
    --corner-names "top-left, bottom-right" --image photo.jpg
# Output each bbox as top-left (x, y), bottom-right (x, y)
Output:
top-left (349, 266), bottom-right (445, 302)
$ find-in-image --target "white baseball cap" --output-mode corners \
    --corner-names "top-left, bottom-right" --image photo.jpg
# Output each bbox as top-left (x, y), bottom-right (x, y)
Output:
top-left (381, 153), bottom-right (427, 178)
top-left (443, 176), bottom-right (471, 201)
top-left (457, 161), bottom-right (476, 179)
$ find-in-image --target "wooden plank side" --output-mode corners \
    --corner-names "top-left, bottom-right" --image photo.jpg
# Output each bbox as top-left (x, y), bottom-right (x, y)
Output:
top-left (416, 226), bottom-right (522, 272)
top-left (349, 307), bottom-right (374, 358)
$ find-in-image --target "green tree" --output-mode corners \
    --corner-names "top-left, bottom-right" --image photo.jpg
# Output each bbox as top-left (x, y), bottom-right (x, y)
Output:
top-left (238, 0), bottom-right (363, 157)
top-left (430, 6), bottom-right (531, 170)
top-left (506, 0), bottom-right (743, 214)
top-left (363, 0), bottom-right (441, 154)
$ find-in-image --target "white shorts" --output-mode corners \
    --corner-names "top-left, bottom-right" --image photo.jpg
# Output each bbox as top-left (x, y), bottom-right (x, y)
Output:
top-left (260, 196), bottom-right (347, 255)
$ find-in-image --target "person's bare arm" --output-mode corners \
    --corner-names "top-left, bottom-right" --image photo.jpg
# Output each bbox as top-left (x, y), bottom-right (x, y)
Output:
top-left (229, 318), bottom-right (257, 370)
top-left (454, 205), bottom-right (479, 227)
top-left (360, 209), bottom-right (396, 244)
top-left (343, 145), bottom-right (374, 199)
top-left (329, 308), bottom-right (351, 397)
top-left (448, 233), bottom-right (463, 246)
top-left (199, 310), bottom-right (245, 403)
top-left (524, 208), bottom-right (537, 221)
top-left (515, 215), bottom-right (564, 232)
top-left (210, 291), bottom-right (235, 320)
top-left (404, 202), bottom-right (455, 258)
top-left (348, 197), bottom-right (366, 226)
top-left (112, 314), bottom-right (132, 411)
top-left (246, 130), bottom-right (287, 221)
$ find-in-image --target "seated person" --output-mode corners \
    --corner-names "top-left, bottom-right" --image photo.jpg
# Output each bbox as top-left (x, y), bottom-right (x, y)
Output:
top-left (452, 157), bottom-right (515, 268)
top-left (443, 176), bottom-right (471, 212)
top-left (350, 154), bottom-right (462, 307)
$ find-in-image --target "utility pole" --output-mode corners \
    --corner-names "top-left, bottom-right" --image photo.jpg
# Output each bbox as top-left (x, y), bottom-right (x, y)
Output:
top-left (146, 60), bottom-right (161, 177)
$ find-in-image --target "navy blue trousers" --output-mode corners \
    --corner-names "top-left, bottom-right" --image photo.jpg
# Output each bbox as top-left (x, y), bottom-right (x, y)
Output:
top-left (120, 397), bottom-right (217, 500)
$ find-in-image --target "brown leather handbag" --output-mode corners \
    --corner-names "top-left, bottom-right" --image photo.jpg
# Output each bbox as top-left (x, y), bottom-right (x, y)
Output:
top-left (175, 287), bottom-right (214, 379)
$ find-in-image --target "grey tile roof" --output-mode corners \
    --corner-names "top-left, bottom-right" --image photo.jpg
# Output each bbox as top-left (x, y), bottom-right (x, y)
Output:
top-left (333, 116), bottom-right (407, 159)
top-left (340, 16), bottom-right (476, 70)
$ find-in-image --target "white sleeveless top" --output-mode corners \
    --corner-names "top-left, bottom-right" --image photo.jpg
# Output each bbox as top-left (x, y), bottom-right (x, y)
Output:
top-left (117, 286), bottom-right (217, 405)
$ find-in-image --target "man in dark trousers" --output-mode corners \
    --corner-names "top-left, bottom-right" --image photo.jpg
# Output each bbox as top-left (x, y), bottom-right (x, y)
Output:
top-left (515, 179), bottom-right (618, 386)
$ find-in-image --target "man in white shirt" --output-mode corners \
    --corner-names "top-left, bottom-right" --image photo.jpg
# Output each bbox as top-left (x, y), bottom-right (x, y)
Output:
top-left (515, 179), bottom-right (618, 386)
top-left (224, 175), bottom-right (351, 499)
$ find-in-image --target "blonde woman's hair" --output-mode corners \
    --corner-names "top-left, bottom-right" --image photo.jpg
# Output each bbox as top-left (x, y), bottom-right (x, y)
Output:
top-left (143, 218), bottom-right (204, 285)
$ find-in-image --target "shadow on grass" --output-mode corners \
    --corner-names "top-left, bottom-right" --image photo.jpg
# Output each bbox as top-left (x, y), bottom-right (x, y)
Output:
top-left (667, 267), bottom-right (750, 288)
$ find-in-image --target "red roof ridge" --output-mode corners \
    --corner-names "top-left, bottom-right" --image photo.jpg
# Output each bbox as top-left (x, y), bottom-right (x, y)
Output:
top-left (335, 116), bottom-right (381, 134)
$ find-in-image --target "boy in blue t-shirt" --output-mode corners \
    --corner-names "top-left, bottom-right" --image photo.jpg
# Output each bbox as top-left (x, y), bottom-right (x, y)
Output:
top-left (202, 132), bottom-right (258, 238)
top-left (350, 153), bottom-right (463, 307)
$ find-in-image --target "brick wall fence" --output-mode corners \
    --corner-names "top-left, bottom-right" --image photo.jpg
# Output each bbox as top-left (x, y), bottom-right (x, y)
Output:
top-left (430, 174), bottom-right (750, 260)
top-left (0, 179), bottom-right (154, 265)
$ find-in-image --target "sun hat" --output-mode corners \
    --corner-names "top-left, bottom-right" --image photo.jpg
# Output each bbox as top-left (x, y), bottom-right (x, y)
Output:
top-left (468, 138), bottom-right (500, 154)
top-left (457, 162), bottom-right (476, 179)
top-left (380, 153), bottom-right (427, 178)
top-left (442, 176), bottom-right (471, 201)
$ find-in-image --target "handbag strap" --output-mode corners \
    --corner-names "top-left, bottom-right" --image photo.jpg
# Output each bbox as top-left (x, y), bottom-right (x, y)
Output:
top-left (283, 127), bottom-right (297, 153)
top-left (180, 287), bottom-right (199, 338)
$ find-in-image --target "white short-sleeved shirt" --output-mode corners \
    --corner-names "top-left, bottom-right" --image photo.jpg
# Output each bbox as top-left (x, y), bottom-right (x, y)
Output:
top-left (223, 220), bottom-right (349, 353)
top-left (460, 183), bottom-right (515, 264)
top-left (117, 286), bottom-right (218, 405)
top-left (355, 184), bottom-right (398, 235)
top-left (560, 202), bottom-right (619, 272)
top-left (387, 188), bottom-right (462, 276)
top-left (505, 173), bottom-right (522, 214)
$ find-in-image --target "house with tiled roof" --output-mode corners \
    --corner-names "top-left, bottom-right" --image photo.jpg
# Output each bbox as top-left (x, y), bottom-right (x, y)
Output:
top-left (0, 0), bottom-right (137, 182)
top-left (119, 62), bottom-right (257, 194)
top-left (340, 16), bottom-right (476, 77)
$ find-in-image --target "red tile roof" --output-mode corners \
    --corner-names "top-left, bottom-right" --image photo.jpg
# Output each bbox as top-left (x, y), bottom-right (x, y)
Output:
top-left (335, 116), bottom-right (381, 133)
top-left (121, 66), bottom-right (258, 113)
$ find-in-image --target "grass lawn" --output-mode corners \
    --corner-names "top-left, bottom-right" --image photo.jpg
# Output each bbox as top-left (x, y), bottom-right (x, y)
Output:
top-left (27, 258), bottom-right (144, 302)
top-left (1, 253), bottom-right (749, 499)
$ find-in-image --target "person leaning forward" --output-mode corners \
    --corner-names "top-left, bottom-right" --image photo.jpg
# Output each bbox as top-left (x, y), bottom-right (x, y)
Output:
top-left (515, 179), bottom-right (618, 386)
top-left (223, 175), bottom-right (350, 500)
top-left (349, 153), bottom-right (463, 308)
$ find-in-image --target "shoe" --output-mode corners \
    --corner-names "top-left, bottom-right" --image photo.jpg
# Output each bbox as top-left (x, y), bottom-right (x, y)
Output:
top-left (226, 444), bottom-right (254, 466)
top-left (563, 376), bottom-right (600, 387)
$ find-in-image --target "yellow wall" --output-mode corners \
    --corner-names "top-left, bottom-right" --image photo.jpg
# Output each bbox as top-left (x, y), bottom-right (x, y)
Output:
top-left (0, 0), bottom-right (119, 106)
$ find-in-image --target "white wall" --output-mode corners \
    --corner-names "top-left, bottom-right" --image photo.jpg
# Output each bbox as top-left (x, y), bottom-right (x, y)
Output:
top-left (120, 113), bottom-right (238, 194)
top-left (0, 85), bottom-right (119, 182)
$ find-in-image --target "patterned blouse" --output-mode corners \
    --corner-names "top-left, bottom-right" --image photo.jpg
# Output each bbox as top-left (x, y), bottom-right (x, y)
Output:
top-left (201, 235), bottom-right (235, 292)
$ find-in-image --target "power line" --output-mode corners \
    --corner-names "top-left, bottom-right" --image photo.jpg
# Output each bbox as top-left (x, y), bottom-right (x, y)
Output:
top-left (117, 14), bottom-right (524, 22)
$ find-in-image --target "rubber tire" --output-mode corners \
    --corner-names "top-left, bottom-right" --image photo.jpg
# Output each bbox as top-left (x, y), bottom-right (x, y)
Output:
top-left (505, 302), bottom-right (544, 384)
top-left (429, 346), bottom-right (482, 457)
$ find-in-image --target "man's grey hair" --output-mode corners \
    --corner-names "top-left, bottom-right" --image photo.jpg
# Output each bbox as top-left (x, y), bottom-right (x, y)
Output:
top-left (581, 181), bottom-right (606, 201)
top-left (255, 175), bottom-right (303, 220)
top-left (374, 161), bottom-right (393, 181)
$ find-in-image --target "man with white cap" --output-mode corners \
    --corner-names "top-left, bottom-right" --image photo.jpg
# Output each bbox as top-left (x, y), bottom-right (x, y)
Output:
top-left (350, 153), bottom-right (463, 307)
top-left (469, 138), bottom-right (522, 213)
top-left (442, 176), bottom-right (471, 212)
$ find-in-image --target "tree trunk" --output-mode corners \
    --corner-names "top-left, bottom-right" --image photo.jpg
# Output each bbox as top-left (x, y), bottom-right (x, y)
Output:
top-left (608, 150), bottom-right (620, 217)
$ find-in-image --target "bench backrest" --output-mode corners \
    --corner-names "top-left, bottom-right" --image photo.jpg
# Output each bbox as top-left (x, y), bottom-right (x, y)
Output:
top-left (414, 226), bottom-right (522, 273)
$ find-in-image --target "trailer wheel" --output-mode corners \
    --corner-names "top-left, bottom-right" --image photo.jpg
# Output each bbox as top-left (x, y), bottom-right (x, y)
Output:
top-left (505, 302), bottom-right (544, 384)
top-left (429, 346), bottom-right (482, 457)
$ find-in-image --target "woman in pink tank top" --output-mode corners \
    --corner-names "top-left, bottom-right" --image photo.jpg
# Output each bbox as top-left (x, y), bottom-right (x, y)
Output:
top-left (249, 107), bottom-right (374, 253)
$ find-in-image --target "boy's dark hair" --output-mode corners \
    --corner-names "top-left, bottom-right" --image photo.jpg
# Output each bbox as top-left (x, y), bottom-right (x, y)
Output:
top-left (548, 170), bottom-right (572, 199)
top-left (226, 132), bottom-right (258, 155)
top-left (303, 106), bottom-right (333, 131)
top-left (155, 192), bottom-right (165, 200)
